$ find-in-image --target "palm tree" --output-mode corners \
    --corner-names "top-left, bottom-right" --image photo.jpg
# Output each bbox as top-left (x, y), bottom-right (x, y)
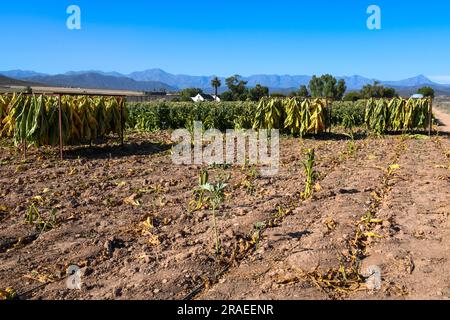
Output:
top-left (211, 77), bottom-right (222, 100)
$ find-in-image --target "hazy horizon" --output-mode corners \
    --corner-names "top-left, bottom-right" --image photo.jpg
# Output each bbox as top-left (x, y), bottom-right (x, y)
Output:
top-left (2, 68), bottom-right (449, 85)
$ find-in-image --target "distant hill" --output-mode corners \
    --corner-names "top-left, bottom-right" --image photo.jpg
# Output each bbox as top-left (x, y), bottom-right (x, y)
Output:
top-left (383, 75), bottom-right (436, 87)
top-left (0, 70), bottom-right (46, 79)
top-left (2, 69), bottom-right (450, 96)
top-left (64, 70), bottom-right (125, 78)
top-left (23, 73), bottom-right (176, 92)
top-left (129, 69), bottom-right (215, 89)
top-left (0, 75), bottom-right (41, 87)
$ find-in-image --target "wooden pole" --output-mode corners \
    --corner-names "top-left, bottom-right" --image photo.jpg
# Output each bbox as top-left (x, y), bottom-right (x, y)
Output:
top-left (329, 98), bottom-right (333, 134)
top-left (429, 97), bottom-right (433, 136)
top-left (119, 97), bottom-right (124, 146)
top-left (23, 138), bottom-right (27, 160)
top-left (58, 94), bottom-right (64, 160)
top-left (23, 100), bottom-right (27, 160)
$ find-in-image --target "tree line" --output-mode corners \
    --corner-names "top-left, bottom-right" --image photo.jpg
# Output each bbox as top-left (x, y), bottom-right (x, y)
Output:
top-left (177, 74), bottom-right (435, 102)
top-left (177, 75), bottom-right (269, 102)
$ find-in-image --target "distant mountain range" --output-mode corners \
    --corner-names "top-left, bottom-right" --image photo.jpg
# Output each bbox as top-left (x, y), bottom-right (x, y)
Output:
top-left (24, 73), bottom-right (175, 92)
top-left (0, 70), bottom-right (175, 92)
top-left (0, 75), bottom-right (42, 87)
top-left (1, 69), bottom-right (450, 96)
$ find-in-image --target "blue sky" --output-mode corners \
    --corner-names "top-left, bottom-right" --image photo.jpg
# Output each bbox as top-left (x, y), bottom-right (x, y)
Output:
top-left (1, 0), bottom-right (450, 82)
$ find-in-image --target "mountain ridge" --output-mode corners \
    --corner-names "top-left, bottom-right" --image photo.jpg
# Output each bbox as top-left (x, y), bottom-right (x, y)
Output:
top-left (12, 72), bottom-right (176, 92)
top-left (1, 69), bottom-right (449, 95)
top-left (0, 75), bottom-right (42, 87)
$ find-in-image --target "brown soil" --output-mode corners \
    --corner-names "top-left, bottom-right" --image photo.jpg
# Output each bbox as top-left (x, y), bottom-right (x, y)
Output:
top-left (0, 132), bottom-right (449, 300)
top-left (434, 107), bottom-right (450, 133)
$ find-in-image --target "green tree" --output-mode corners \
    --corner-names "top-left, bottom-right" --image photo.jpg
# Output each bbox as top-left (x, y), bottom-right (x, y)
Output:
top-left (220, 91), bottom-right (234, 101)
top-left (417, 86), bottom-right (435, 98)
top-left (360, 82), bottom-right (398, 98)
top-left (383, 87), bottom-right (398, 98)
top-left (360, 81), bottom-right (383, 98)
top-left (298, 85), bottom-right (309, 97)
top-left (211, 77), bottom-right (222, 98)
top-left (249, 84), bottom-right (269, 101)
top-left (226, 75), bottom-right (249, 101)
top-left (336, 79), bottom-right (347, 100)
top-left (179, 88), bottom-right (203, 101)
top-left (322, 74), bottom-right (337, 98)
top-left (308, 74), bottom-right (346, 99)
top-left (308, 75), bottom-right (322, 98)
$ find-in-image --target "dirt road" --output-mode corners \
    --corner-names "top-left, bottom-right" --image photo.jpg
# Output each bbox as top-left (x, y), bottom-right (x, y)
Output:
top-left (434, 108), bottom-right (450, 133)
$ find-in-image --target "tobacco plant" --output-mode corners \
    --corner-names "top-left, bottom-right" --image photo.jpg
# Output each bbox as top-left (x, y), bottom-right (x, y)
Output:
top-left (302, 148), bottom-right (320, 200)
top-left (189, 169), bottom-right (209, 212)
top-left (200, 181), bottom-right (228, 255)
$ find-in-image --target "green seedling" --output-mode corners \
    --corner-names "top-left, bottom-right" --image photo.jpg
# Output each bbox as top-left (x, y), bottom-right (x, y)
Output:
top-left (200, 181), bottom-right (228, 255)
top-left (189, 169), bottom-right (209, 212)
top-left (347, 140), bottom-right (356, 157)
top-left (25, 204), bottom-right (57, 234)
top-left (209, 163), bottom-right (232, 170)
top-left (251, 221), bottom-right (267, 247)
top-left (240, 164), bottom-right (260, 195)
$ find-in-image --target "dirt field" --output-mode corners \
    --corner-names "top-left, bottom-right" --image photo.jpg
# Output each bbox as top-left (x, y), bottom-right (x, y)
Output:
top-left (0, 129), bottom-right (449, 300)
top-left (435, 97), bottom-right (450, 114)
top-left (434, 104), bottom-right (450, 133)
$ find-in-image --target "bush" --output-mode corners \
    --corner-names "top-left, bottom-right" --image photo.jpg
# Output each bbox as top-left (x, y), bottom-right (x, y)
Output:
top-left (127, 101), bottom-right (258, 132)
top-left (343, 91), bottom-right (362, 102)
top-left (331, 101), bottom-right (366, 127)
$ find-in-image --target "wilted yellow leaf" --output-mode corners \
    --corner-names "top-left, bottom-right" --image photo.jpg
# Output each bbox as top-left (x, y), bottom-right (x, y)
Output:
top-left (371, 191), bottom-right (382, 202)
top-left (148, 234), bottom-right (161, 246)
top-left (124, 194), bottom-right (141, 207)
top-left (31, 196), bottom-right (44, 203)
top-left (24, 272), bottom-right (53, 284)
top-left (141, 217), bottom-right (154, 235)
top-left (364, 232), bottom-right (383, 239)
top-left (388, 164), bottom-right (401, 172)
top-left (143, 217), bottom-right (154, 229)
top-left (0, 288), bottom-right (16, 300)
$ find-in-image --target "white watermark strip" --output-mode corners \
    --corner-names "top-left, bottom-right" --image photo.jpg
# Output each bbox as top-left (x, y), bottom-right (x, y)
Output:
top-left (172, 122), bottom-right (280, 176)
